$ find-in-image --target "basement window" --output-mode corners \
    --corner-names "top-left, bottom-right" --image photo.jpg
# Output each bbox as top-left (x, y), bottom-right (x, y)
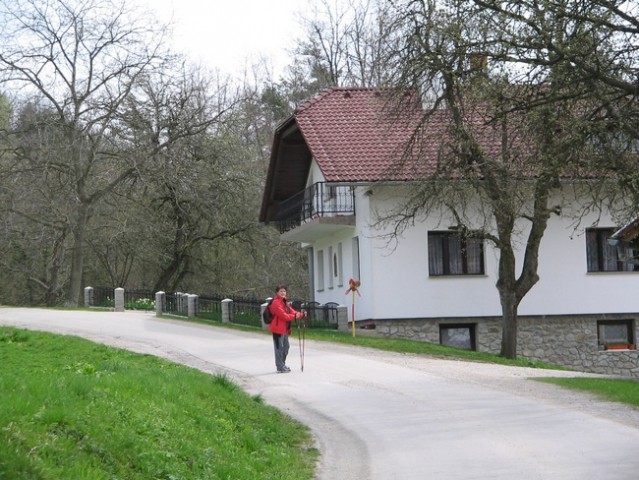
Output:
top-left (440, 324), bottom-right (476, 350)
top-left (597, 320), bottom-right (636, 350)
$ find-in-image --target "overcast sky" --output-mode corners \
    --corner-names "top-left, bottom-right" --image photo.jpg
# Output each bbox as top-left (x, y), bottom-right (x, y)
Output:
top-left (136, 0), bottom-right (308, 79)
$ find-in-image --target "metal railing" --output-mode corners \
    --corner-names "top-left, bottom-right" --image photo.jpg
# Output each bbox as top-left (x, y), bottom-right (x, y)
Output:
top-left (275, 182), bottom-right (355, 234)
top-left (231, 297), bottom-right (262, 327)
top-left (87, 286), bottom-right (339, 330)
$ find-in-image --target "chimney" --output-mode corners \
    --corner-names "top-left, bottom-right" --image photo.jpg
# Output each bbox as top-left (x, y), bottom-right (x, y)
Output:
top-left (469, 53), bottom-right (488, 73)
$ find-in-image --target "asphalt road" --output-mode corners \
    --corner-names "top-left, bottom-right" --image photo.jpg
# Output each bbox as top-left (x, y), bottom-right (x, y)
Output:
top-left (1, 308), bottom-right (638, 480)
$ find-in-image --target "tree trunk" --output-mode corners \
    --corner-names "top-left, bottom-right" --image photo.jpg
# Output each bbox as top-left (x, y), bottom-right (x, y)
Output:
top-left (152, 254), bottom-right (187, 293)
top-left (496, 229), bottom-right (519, 359)
top-left (499, 291), bottom-right (519, 359)
top-left (65, 204), bottom-right (89, 307)
top-left (45, 229), bottom-right (68, 307)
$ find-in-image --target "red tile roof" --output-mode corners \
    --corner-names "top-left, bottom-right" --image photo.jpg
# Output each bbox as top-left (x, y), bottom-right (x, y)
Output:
top-left (293, 87), bottom-right (444, 182)
top-left (260, 86), bottom-right (522, 223)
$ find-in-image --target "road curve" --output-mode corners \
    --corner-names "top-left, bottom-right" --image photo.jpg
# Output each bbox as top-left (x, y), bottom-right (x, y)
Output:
top-left (1, 308), bottom-right (638, 480)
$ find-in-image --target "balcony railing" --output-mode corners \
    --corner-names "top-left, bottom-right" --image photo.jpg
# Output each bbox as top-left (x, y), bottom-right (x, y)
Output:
top-left (275, 182), bottom-right (355, 234)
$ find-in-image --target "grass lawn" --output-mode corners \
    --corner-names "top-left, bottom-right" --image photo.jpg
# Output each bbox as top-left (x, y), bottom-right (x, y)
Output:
top-left (534, 377), bottom-right (639, 408)
top-left (2, 317), bottom-right (637, 479)
top-left (0, 327), bottom-right (318, 480)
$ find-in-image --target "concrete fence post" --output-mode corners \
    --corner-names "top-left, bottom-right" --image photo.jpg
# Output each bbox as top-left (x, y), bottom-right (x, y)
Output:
top-left (84, 286), bottom-right (93, 308)
top-left (337, 305), bottom-right (349, 332)
top-left (188, 294), bottom-right (199, 317)
top-left (175, 292), bottom-right (183, 313)
top-left (155, 291), bottom-right (165, 316)
top-left (114, 287), bottom-right (125, 312)
top-left (221, 298), bottom-right (233, 324)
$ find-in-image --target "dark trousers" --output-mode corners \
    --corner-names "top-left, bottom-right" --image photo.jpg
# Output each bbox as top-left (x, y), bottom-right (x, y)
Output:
top-left (272, 333), bottom-right (289, 371)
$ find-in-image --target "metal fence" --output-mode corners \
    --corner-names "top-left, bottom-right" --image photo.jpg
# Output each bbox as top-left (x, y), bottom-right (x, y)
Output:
top-left (92, 286), bottom-right (115, 307)
top-left (197, 296), bottom-right (222, 321)
top-left (164, 293), bottom-right (188, 317)
top-left (232, 297), bottom-right (262, 327)
top-left (286, 301), bottom-right (338, 329)
top-left (88, 287), bottom-right (338, 330)
top-left (92, 286), bottom-right (155, 309)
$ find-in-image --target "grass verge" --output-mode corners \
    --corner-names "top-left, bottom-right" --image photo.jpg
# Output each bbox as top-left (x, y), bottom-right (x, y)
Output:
top-left (300, 329), bottom-right (563, 369)
top-left (167, 315), bottom-right (561, 369)
top-left (0, 327), bottom-right (318, 480)
top-left (534, 377), bottom-right (639, 408)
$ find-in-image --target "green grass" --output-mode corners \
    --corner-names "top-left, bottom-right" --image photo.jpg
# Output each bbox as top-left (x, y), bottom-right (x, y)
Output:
top-left (300, 329), bottom-right (563, 369)
top-left (534, 377), bottom-right (639, 407)
top-left (172, 314), bottom-right (560, 369)
top-left (0, 327), bottom-right (318, 480)
top-left (5, 313), bottom-right (634, 479)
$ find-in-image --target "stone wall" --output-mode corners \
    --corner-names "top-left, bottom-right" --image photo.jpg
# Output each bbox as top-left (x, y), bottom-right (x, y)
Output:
top-left (375, 313), bottom-right (639, 377)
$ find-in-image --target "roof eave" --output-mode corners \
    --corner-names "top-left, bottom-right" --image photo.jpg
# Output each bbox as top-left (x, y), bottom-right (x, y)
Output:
top-left (259, 114), bottom-right (297, 223)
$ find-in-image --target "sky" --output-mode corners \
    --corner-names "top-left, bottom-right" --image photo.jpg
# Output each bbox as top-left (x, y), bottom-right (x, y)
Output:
top-left (136, 0), bottom-right (309, 80)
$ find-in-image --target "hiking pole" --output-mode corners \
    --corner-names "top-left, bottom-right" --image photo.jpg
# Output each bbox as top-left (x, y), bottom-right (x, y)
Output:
top-left (301, 315), bottom-right (306, 372)
top-left (296, 315), bottom-right (304, 372)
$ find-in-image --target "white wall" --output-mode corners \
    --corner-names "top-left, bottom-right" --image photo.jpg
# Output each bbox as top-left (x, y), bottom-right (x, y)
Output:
top-left (311, 230), bottom-right (356, 303)
top-left (353, 184), bottom-right (639, 320)
top-left (303, 176), bottom-right (639, 321)
top-left (363, 186), bottom-right (501, 319)
top-left (519, 208), bottom-right (638, 315)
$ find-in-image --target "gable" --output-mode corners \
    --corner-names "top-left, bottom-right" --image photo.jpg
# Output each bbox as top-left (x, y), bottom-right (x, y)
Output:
top-left (260, 87), bottom-right (432, 224)
top-left (260, 120), bottom-right (312, 223)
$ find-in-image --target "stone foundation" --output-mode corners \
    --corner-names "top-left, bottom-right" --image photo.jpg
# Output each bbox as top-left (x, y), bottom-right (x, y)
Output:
top-left (374, 313), bottom-right (639, 377)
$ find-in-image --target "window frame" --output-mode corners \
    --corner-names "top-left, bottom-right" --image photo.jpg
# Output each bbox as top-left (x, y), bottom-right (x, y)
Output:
top-left (317, 249), bottom-right (325, 292)
top-left (586, 227), bottom-right (639, 272)
top-left (597, 319), bottom-right (636, 350)
top-left (428, 230), bottom-right (485, 276)
top-left (439, 323), bottom-right (477, 350)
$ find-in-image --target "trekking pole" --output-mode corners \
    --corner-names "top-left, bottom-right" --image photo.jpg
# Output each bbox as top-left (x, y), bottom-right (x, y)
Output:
top-left (301, 315), bottom-right (306, 372)
top-left (296, 315), bottom-right (305, 372)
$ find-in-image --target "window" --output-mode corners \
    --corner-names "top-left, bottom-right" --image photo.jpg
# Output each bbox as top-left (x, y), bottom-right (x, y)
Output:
top-left (440, 324), bottom-right (476, 350)
top-left (307, 247), bottom-right (315, 294)
top-left (586, 228), bottom-right (639, 272)
top-left (428, 231), bottom-right (484, 276)
top-left (317, 250), bottom-right (325, 291)
top-left (337, 242), bottom-right (344, 287)
top-left (352, 237), bottom-right (360, 281)
top-left (328, 246), bottom-right (334, 289)
top-left (597, 320), bottom-right (635, 350)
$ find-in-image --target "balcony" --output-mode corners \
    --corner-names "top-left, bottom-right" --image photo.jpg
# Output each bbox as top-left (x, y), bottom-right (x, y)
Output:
top-left (274, 182), bottom-right (356, 242)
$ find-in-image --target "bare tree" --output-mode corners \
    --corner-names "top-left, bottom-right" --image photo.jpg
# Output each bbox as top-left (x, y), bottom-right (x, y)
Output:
top-left (0, 0), bottom-right (169, 305)
top-left (113, 66), bottom-right (264, 293)
top-left (292, 0), bottom-right (400, 89)
top-left (383, 0), bottom-right (639, 358)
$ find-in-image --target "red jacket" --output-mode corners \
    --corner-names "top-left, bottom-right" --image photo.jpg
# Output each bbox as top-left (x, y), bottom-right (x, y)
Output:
top-left (268, 295), bottom-right (298, 335)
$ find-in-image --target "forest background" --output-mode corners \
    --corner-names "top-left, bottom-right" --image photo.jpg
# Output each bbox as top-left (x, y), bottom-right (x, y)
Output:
top-left (0, 0), bottom-right (377, 306)
top-left (0, 0), bottom-right (638, 320)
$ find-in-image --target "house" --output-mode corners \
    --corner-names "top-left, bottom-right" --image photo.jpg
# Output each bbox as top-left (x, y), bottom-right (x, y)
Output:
top-left (260, 87), bottom-right (639, 377)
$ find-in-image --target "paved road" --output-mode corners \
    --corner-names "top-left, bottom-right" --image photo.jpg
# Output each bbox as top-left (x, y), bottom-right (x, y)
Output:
top-left (1, 308), bottom-right (639, 480)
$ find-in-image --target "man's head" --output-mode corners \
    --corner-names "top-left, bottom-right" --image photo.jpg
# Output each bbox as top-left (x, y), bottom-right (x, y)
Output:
top-left (275, 284), bottom-right (287, 297)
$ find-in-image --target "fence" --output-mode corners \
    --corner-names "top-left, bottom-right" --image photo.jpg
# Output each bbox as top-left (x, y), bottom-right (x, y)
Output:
top-left (84, 286), bottom-right (346, 331)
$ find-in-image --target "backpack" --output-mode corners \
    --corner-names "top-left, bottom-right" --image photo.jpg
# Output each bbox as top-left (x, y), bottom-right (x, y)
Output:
top-left (262, 299), bottom-right (274, 324)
